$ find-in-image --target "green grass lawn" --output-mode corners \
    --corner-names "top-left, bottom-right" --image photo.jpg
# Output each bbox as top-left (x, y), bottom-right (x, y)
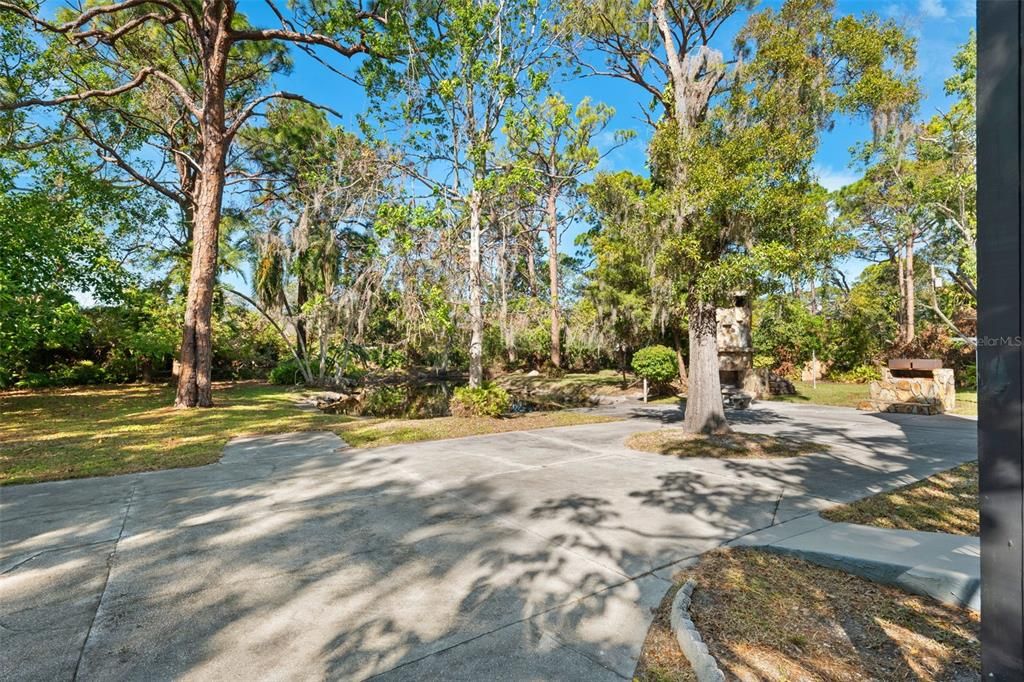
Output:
top-left (770, 380), bottom-right (978, 416)
top-left (0, 382), bottom-right (614, 485)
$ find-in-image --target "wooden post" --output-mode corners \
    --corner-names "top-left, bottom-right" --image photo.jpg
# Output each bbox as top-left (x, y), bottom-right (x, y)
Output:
top-left (977, 1), bottom-right (1024, 676)
top-left (812, 350), bottom-right (817, 390)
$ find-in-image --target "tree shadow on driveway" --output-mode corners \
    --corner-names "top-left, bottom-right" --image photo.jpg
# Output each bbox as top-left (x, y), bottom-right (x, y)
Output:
top-left (0, 404), bottom-right (977, 681)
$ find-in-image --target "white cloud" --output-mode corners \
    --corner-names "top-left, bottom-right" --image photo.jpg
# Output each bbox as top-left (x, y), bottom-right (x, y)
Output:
top-left (918, 0), bottom-right (948, 19)
top-left (814, 165), bottom-right (860, 192)
top-left (951, 0), bottom-right (975, 18)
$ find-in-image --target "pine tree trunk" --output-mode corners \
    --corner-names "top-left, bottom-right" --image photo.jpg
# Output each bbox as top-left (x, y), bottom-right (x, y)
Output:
top-left (175, 156), bottom-right (225, 407)
top-left (546, 188), bottom-right (561, 368)
top-left (174, 6), bottom-right (230, 408)
top-left (905, 236), bottom-right (915, 343)
top-left (468, 191), bottom-right (484, 388)
top-left (682, 301), bottom-right (728, 434)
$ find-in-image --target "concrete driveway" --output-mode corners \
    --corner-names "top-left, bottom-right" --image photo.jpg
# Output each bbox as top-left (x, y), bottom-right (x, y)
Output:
top-left (1, 401), bottom-right (976, 680)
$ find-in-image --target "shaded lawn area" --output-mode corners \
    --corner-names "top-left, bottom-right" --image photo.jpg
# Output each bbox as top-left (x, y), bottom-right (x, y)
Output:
top-left (0, 382), bottom-right (614, 485)
top-left (496, 369), bottom-right (640, 406)
top-left (626, 429), bottom-right (825, 459)
top-left (770, 380), bottom-right (979, 416)
top-left (823, 461), bottom-right (979, 536)
top-left (635, 548), bottom-right (979, 682)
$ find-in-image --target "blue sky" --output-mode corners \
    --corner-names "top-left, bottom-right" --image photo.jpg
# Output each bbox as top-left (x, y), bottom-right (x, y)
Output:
top-left (250, 0), bottom-right (975, 184)
top-left (242, 0), bottom-right (974, 273)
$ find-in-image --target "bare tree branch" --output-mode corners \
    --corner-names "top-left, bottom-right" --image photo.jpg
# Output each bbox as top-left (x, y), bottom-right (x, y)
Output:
top-left (0, 67), bottom-right (154, 110)
top-left (226, 92), bottom-right (341, 140)
top-left (68, 113), bottom-right (188, 206)
top-left (228, 27), bottom-right (370, 57)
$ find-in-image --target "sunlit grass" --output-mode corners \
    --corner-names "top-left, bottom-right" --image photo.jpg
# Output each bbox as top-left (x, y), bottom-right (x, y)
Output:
top-left (823, 461), bottom-right (979, 535)
top-left (0, 383), bottom-right (338, 485)
top-left (770, 381), bottom-right (978, 416)
top-left (0, 382), bottom-right (615, 485)
top-left (341, 410), bottom-right (615, 448)
top-left (626, 429), bottom-right (825, 459)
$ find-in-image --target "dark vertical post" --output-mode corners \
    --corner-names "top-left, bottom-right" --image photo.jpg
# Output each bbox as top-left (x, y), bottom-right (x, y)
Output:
top-left (978, 0), bottom-right (1024, 678)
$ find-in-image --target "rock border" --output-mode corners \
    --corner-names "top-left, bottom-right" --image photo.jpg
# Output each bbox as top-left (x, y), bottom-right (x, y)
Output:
top-left (669, 579), bottom-right (726, 682)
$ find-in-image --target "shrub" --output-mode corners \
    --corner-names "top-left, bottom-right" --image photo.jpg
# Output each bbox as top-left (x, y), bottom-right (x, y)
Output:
top-left (450, 383), bottom-right (511, 417)
top-left (959, 363), bottom-right (977, 391)
top-left (269, 358), bottom-right (304, 385)
top-left (631, 345), bottom-right (678, 386)
top-left (514, 325), bottom-right (552, 368)
top-left (14, 360), bottom-right (109, 388)
top-left (828, 364), bottom-right (881, 384)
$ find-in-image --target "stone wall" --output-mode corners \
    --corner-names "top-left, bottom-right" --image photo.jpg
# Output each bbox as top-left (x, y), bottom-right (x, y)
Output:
top-left (865, 368), bottom-right (956, 414)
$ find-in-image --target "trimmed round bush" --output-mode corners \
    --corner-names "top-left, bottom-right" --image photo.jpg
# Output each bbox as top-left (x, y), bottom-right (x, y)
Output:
top-left (450, 383), bottom-right (511, 417)
top-left (631, 345), bottom-right (679, 386)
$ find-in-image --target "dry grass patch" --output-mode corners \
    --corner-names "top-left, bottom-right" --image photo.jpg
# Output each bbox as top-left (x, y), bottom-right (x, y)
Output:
top-left (635, 548), bottom-right (979, 682)
top-left (823, 461), bottom-right (979, 535)
top-left (626, 429), bottom-right (825, 459)
top-left (336, 410), bottom-right (616, 448)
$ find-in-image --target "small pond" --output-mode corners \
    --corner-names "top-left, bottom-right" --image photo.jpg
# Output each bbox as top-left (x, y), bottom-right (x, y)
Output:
top-left (319, 381), bottom-right (548, 419)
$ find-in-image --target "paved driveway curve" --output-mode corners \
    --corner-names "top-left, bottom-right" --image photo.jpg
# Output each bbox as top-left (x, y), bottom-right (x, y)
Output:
top-left (1, 402), bottom-right (976, 680)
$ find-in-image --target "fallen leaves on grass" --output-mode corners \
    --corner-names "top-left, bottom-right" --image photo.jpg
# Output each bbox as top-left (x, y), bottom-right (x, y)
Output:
top-left (822, 461), bottom-right (978, 535)
top-left (626, 429), bottom-right (825, 459)
top-left (635, 548), bottom-right (979, 682)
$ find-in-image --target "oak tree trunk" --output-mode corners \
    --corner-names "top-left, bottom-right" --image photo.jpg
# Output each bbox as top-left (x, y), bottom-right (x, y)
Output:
top-left (673, 329), bottom-right (688, 390)
top-left (682, 301), bottom-right (728, 434)
top-left (546, 189), bottom-right (561, 368)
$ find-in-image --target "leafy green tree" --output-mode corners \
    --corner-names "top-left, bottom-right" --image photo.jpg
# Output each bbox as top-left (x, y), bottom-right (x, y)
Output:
top-left (917, 33), bottom-right (976, 341)
top-left (240, 103), bottom-right (389, 385)
top-left (366, 0), bottom-right (561, 387)
top-left (631, 344), bottom-right (678, 396)
top-left (506, 95), bottom-right (627, 367)
top-left (0, 142), bottom-right (146, 385)
top-left (574, 0), bottom-right (915, 433)
top-left (580, 171), bottom-right (670, 371)
top-left (752, 296), bottom-right (825, 371)
top-left (1, 0), bottom-right (396, 407)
